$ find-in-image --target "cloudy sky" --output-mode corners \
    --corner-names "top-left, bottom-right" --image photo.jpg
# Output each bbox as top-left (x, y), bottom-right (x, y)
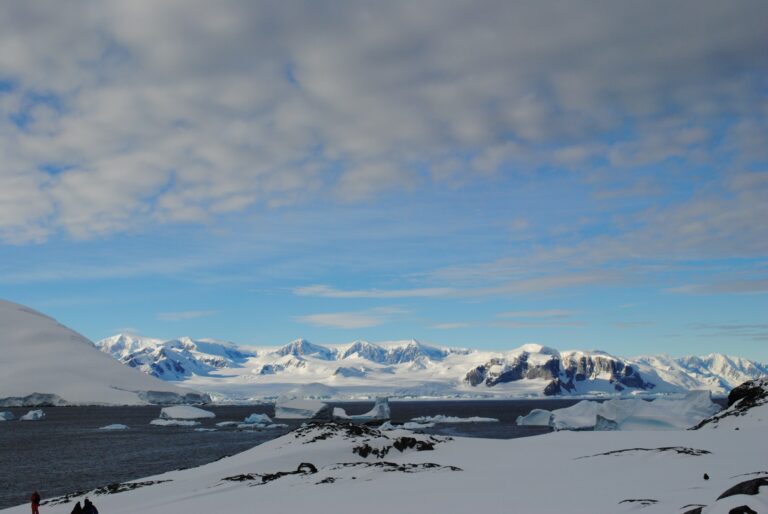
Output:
top-left (1, 1), bottom-right (767, 358)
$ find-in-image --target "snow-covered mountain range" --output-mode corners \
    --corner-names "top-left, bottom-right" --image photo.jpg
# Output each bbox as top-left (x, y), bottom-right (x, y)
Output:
top-left (96, 334), bottom-right (768, 401)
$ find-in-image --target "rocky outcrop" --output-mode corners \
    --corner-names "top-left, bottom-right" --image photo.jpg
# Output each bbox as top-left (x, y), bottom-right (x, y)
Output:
top-left (691, 377), bottom-right (768, 429)
top-left (464, 348), bottom-right (653, 395)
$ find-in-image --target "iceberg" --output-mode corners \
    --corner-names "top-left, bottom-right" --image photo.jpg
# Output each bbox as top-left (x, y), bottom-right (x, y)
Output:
top-left (411, 415), bottom-right (498, 423)
top-left (0, 411), bottom-right (14, 421)
top-left (20, 409), bottom-right (46, 421)
top-left (150, 419), bottom-right (201, 426)
top-left (99, 424), bottom-right (129, 430)
top-left (243, 413), bottom-right (273, 424)
top-left (274, 397), bottom-right (332, 419)
top-left (516, 391), bottom-right (721, 431)
top-left (159, 405), bottom-right (216, 420)
top-left (515, 409), bottom-right (554, 427)
top-left (332, 397), bottom-right (391, 422)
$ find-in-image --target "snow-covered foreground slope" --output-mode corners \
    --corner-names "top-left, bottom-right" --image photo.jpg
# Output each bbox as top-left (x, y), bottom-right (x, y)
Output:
top-left (97, 334), bottom-right (768, 400)
top-left (4, 401), bottom-right (767, 514)
top-left (0, 300), bottom-right (208, 406)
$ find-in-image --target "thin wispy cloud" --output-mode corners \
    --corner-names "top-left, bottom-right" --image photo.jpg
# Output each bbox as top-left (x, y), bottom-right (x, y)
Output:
top-left (157, 310), bottom-right (217, 322)
top-left (430, 322), bottom-right (471, 330)
top-left (294, 284), bottom-right (456, 299)
top-left (295, 307), bottom-right (406, 330)
top-left (497, 310), bottom-right (575, 319)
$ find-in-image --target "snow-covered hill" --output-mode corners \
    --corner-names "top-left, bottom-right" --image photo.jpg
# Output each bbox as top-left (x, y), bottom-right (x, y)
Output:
top-left (0, 301), bottom-right (209, 406)
top-left (96, 334), bottom-right (768, 401)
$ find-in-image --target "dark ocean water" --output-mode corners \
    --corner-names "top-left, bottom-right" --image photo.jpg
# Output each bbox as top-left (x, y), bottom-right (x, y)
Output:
top-left (0, 399), bottom-right (579, 509)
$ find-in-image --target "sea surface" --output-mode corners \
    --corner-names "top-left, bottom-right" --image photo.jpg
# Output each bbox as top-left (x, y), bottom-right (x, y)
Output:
top-left (0, 399), bottom-right (582, 509)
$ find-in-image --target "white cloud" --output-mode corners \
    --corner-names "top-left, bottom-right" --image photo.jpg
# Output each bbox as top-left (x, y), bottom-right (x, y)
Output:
top-left (0, 1), bottom-right (765, 241)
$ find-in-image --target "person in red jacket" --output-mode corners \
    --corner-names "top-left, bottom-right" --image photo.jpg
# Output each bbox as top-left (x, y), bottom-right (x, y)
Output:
top-left (30, 491), bottom-right (41, 514)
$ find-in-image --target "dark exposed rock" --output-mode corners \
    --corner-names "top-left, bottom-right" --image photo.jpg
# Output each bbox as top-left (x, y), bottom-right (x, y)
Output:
top-left (465, 350), bottom-right (653, 393)
top-left (577, 447), bottom-right (711, 459)
top-left (392, 437), bottom-right (435, 452)
top-left (728, 506), bottom-right (757, 514)
top-left (682, 508), bottom-right (704, 514)
top-left (717, 477), bottom-right (768, 500)
top-left (618, 499), bottom-right (657, 506)
top-left (329, 461), bottom-right (461, 473)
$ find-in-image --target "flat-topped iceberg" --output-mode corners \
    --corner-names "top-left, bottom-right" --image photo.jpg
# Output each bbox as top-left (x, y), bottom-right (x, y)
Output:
top-left (332, 397), bottom-right (391, 422)
top-left (274, 397), bottom-right (332, 419)
top-left (517, 390), bottom-right (721, 431)
top-left (20, 409), bottom-right (45, 421)
top-left (159, 405), bottom-right (216, 420)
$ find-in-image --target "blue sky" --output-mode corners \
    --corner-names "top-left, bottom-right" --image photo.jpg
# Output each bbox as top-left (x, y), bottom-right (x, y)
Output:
top-left (0, 1), bottom-right (766, 359)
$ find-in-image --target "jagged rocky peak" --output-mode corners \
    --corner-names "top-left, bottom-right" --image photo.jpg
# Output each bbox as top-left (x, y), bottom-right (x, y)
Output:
top-left (385, 339), bottom-right (448, 364)
top-left (341, 340), bottom-right (387, 362)
top-left (464, 344), bottom-right (561, 387)
top-left (274, 339), bottom-right (336, 360)
top-left (464, 346), bottom-right (654, 394)
top-left (560, 350), bottom-right (651, 390)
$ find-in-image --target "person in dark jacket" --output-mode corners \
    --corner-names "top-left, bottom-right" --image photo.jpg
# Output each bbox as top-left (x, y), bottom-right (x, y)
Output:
top-left (70, 501), bottom-right (83, 514)
top-left (82, 498), bottom-right (98, 514)
top-left (30, 491), bottom-right (41, 514)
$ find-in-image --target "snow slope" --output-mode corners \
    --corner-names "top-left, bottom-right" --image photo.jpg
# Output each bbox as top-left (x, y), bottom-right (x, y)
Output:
top-left (96, 334), bottom-right (768, 400)
top-left (0, 300), bottom-right (209, 406)
top-left (4, 406), bottom-right (767, 514)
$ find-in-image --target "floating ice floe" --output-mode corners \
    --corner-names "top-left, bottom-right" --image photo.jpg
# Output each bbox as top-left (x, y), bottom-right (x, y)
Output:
top-left (332, 397), bottom-right (391, 422)
top-left (99, 424), bottom-right (129, 430)
top-left (274, 397), bottom-right (332, 419)
top-left (410, 415), bottom-right (498, 423)
top-left (194, 428), bottom-right (217, 432)
top-left (215, 421), bottom-right (240, 427)
top-left (159, 405), bottom-right (216, 420)
top-left (236, 423), bottom-right (289, 430)
top-left (0, 411), bottom-right (14, 421)
top-left (150, 419), bottom-right (201, 427)
top-left (380, 421), bottom-right (435, 430)
top-left (20, 409), bottom-right (45, 421)
top-left (517, 390), bottom-right (721, 431)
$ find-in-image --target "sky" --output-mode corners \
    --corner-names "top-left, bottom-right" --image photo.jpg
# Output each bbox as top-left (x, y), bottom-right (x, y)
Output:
top-left (0, 1), bottom-right (767, 359)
